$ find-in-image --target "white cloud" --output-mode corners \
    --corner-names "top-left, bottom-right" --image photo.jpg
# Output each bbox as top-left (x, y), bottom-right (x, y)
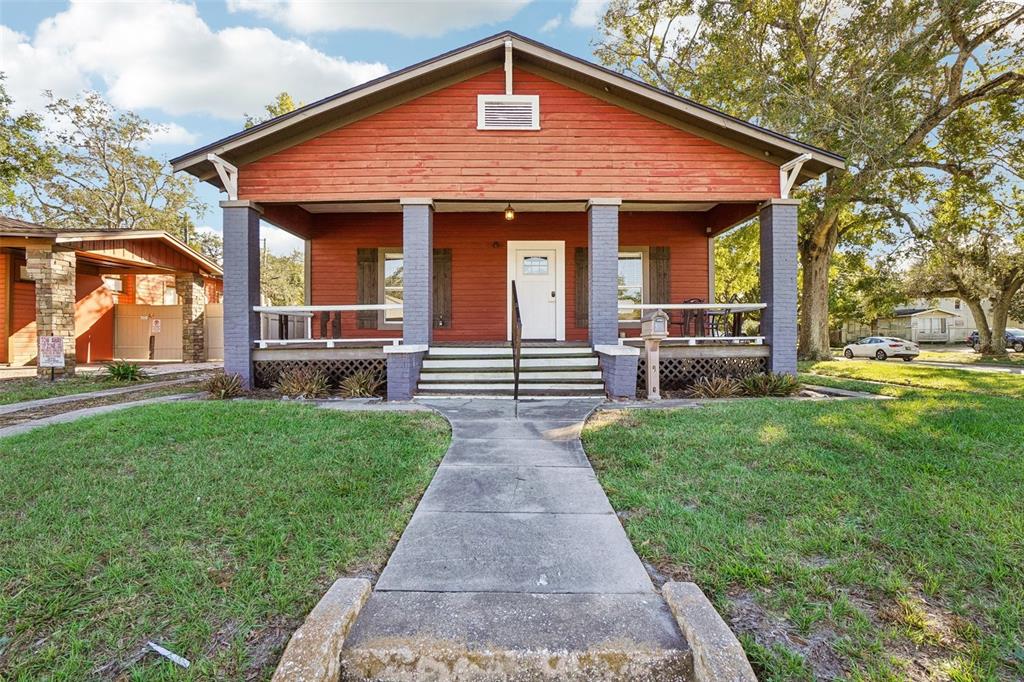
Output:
top-left (569, 0), bottom-right (608, 28)
top-left (146, 122), bottom-right (200, 147)
top-left (227, 0), bottom-right (533, 37)
top-left (1, 0), bottom-right (388, 120)
top-left (540, 15), bottom-right (563, 33)
top-left (261, 222), bottom-right (304, 256)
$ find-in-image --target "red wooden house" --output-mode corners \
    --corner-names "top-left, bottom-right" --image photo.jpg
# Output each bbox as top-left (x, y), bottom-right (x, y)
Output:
top-left (172, 32), bottom-right (843, 399)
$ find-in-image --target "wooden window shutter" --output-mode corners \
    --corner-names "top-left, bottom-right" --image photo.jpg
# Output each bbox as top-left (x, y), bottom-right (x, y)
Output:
top-left (433, 248), bottom-right (452, 328)
top-left (649, 246), bottom-right (671, 304)
top-left (356, 248), bottom-right (378, 328)
top-left (574, 247), bottom-right (588, 327)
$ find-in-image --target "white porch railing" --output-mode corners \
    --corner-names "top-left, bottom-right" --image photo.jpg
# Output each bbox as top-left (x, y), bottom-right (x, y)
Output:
top-left (253, 305), bottom-right (402, 349)
top-left (617, 302), bottom-right (767, 345)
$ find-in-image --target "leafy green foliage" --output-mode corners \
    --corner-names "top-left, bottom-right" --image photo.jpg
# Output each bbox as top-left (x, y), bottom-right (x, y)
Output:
top-left (273, 367), bottom-right (329, 398)
top-left (202, 372), bottom-right (244, 400)
top-left (596, 0), bottom-right (1024, 358)
top-left (0, 77), bottom-right (54, 208)
top-left (260, 249), bottom-right (305, 306)
top-left (739, 372), bottom-right (801, 397)
top-left (338, 368), bottom-right (385, 398)
top-left (0, 402), bottom-right (449, 678)
top-left (687, 375), bottom-right (742, 398)
top-left (103, 360), bottom-right (146, 382)
top-left (14, 91), bottom-right (202, 232)
top-left (244, 91), bottom-right (301, 129)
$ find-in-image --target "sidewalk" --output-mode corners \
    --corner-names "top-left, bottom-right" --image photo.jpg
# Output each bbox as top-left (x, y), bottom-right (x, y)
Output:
top-left (341, 398), bottom-right (690, 680)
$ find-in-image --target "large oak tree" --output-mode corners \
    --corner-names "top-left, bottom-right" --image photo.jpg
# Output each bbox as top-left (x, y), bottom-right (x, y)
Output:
top-left (595, 0), bottom-right (1024, 358)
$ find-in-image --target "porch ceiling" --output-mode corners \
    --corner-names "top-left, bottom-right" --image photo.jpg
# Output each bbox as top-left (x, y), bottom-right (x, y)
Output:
top-left (297, 200), bottom-right (719, 214)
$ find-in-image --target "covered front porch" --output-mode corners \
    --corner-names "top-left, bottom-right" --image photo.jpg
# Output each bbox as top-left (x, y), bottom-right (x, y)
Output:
top-left (222, 197), bottom-right (796, 399)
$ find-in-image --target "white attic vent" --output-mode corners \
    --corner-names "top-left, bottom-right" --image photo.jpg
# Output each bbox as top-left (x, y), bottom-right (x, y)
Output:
top-left (477, 94), bottom-right (540, 131)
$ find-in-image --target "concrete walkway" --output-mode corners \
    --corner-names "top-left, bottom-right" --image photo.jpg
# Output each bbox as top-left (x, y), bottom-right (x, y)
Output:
top-left (0, 393), bottom-right (199, 438)
top-left (341, 398), bottom-right (690, 681)
top-left (0, 375), bottom-right (211, 416)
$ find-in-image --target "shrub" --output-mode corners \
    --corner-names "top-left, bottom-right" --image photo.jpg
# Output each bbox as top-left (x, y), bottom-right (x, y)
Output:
top-left (104, 361), bottom-right (146, 382)
top-left (274, 367), bottom-right (330, 399)
top-left (338, 368), bottom-right (385, 398)
top-left (203, 372), bottom-right (244, 400)
top-left (739, 372), bottom-right (801, 397)
top-left (687, 376), bottom-right (742, 399)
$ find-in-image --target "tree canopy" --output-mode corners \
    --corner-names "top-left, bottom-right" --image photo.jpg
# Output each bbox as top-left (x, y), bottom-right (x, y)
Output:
top-left (597, 0), bottom-right (1024, 358)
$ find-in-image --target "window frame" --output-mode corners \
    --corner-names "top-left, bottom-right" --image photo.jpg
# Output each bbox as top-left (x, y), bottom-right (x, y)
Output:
top-left (617, 246), bottom-right (650, 327)
top-left (377, 249), bottom-right (404, 329)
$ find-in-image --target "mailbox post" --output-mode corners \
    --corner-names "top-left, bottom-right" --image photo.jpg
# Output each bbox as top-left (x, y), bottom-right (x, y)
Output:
top-left (641, 309), bottom-right (670, 400)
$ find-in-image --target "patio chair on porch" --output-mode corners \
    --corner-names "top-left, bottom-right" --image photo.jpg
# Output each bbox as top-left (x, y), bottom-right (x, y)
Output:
top-left (672, 298), bottom-right (706, 338)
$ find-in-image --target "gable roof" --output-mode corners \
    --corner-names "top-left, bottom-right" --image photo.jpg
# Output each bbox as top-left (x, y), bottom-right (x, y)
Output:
top-left (893, 307), bottom-right (956, 318)
top-left (171, 31), bottom-right (845, 187)
top-left (0, 216), bottom-right (222, 276)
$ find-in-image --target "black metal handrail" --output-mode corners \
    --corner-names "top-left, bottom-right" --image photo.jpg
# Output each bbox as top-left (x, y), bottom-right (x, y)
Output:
top-left (511, 280), bottom-right (523, 402)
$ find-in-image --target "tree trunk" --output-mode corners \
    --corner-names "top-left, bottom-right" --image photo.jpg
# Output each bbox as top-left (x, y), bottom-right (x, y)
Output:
top-left (989, 297), bottom-right (1011, 356)
top-left (963, 298), bottom-right (993, 353)
top-left (798, 222), bottom-right (838, 360)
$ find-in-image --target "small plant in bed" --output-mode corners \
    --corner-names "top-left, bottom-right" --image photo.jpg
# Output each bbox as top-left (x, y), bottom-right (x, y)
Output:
top-left (338, 368), bottom-right (385, 398)
top-left (687, 376), bottom-right (743, 398)
top-left (739, 372), bottom-right (801, 397)
top-left (203, 372), bottom-right (244, 399)
top-left (103, 360), bottom-right (146, 382)
top-left (274, 367), bottom-right (330, 399)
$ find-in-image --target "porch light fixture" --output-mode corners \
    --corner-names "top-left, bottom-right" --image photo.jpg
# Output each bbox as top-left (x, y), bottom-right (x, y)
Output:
top-left (504, 203), bottom-right (516, 221)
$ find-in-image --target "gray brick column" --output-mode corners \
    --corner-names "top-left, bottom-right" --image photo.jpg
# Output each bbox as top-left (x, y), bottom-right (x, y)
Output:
top-left (400, 198), bottom-right (433, 346)
top-left (26, 247), bottom-right (77, 377)
top-left (759, 199), bottom-right (800, 375)
top-left (222, 200), bottom-right (262, 387)
top-left (587, 198), bottom-right (621, 346)
top-left (175, 272), bottom-right (207, 362)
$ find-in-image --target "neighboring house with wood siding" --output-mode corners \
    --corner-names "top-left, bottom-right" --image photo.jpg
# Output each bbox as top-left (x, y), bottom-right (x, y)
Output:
top-left (171, 31), bottom-right (844, 399)
top-left (0, 216), bottom-right (223, 373)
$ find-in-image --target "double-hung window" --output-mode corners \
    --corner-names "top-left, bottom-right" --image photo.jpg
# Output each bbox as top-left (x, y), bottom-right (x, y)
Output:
top-left (617, 251), bottom-right (644, 321)
top-left (382, 251), bottom-right (403, 323)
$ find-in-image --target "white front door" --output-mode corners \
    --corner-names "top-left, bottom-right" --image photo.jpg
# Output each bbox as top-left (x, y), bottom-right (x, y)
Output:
top-left (508, 241), bottom-right (565, 340)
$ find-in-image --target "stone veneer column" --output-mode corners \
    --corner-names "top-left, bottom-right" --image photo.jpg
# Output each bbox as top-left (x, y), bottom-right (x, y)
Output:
top-left (26, 247), bottom-right (77, 377)
top-left (222, 200), bottom-right (262, 387)
top-left (400, 198), bottom-right (433, 346)
top-left (176, 272), bottom-right (208, 362)
top-left (587, 198), bottom-right (621, 346)
top-left (759, 198), bottom-right (800, 375)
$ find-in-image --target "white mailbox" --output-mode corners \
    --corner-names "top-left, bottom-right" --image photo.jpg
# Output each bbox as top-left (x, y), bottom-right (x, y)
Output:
top-left (641, 309), bottom-right (670, 339)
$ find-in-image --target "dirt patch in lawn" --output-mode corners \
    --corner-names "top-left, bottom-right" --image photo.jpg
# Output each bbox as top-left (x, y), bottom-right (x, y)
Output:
top-left (0, 381), bottom-right (205, 428)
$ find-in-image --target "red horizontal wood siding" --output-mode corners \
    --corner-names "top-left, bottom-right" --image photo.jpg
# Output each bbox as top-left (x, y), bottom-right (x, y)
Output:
top-left (239, 67), bottom-right (779, 202)
top-left (309, 212), bottom-right (708, 342)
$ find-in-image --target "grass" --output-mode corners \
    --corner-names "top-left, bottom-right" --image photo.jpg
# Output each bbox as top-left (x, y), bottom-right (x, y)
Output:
top-left (801, 359), bottom-right (1024, 398)
top-left (583, 367), bottom-right (1023, 680)
top-left (0, 401), bottom-right (450, 680)
top-left (916, 350), bottom-right (1024, 367)
top-left (0, 374), bottom-right (156, 405)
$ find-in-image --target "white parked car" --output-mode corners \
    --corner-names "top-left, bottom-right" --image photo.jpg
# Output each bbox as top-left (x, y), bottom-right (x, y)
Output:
top-left (843, 336), bottom-right (920, 361)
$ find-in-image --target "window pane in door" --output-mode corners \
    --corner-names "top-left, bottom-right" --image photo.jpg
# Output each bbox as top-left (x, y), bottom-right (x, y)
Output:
top-left (522, 256), bottom-right (549, 275)
top-left (384, 252), bottom-right (403, 322)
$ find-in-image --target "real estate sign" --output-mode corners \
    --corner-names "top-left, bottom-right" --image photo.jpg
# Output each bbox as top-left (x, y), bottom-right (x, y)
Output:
top-left (38, 336), bottom-right (65, 368)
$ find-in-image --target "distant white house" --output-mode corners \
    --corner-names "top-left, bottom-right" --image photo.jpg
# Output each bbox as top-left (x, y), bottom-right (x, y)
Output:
top-left (840, 294), bottom-right (1023, 344)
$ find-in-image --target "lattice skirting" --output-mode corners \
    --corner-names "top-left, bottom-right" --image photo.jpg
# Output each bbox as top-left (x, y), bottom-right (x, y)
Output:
top-left (637, 356), bottom-right (769, 391)
top-left (253, 358), bottom-right (387, 388)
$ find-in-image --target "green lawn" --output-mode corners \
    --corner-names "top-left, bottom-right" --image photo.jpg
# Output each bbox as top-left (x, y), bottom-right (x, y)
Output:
top-left (916, 350), bottom-right (1024, 367)
top-left (801, 359), bottom-right (1024, 398)
top-left (0, 401), bottom-right (449, 680)
top-left (0, 374), bottom-right (154, 405)
top-left (583, 370), bottom-right (1023, 680)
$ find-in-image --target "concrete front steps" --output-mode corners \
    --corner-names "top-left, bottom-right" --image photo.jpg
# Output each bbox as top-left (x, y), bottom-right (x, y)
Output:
top-left (417, 346), bottom-right (606, 398)
top-left (340, 591), bottom-right (693, 682)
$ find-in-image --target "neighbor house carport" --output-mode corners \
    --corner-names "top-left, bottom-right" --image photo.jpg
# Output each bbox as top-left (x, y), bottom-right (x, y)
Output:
top-left (1, 217), bottom-right (223, 376)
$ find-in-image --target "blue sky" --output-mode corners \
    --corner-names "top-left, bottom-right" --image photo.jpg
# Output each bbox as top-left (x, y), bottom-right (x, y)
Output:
top-left (0, 0), bottom-right (609, 253)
